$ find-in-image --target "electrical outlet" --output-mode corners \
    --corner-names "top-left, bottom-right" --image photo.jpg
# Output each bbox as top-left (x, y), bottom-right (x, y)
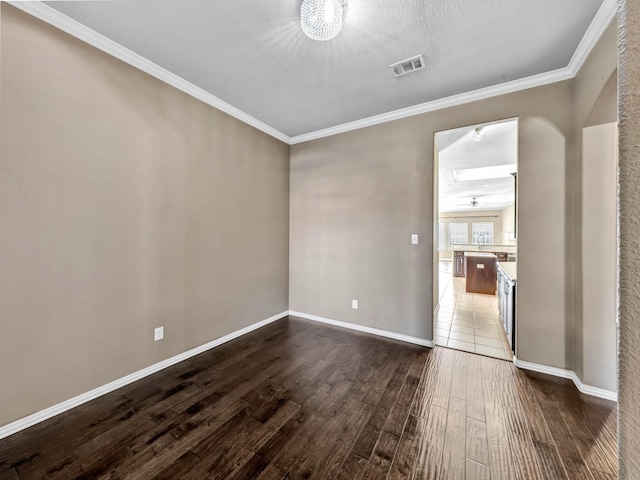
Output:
top-left (154, 326), bottom-right (164, 341)
top-left (352, 300), bottom-right (358, 309)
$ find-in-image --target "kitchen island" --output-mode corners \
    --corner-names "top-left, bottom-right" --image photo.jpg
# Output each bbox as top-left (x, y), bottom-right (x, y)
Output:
top-left (464, 252), bottom-right (497, 295)
top-left (452, 244), bottom-right (515, 277)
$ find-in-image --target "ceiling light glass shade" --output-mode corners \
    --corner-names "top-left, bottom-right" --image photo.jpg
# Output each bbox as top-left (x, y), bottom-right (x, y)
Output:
top-left (472, 127), bottom-right (484, 141)
top-left (301, 0), bottom-right (344, 41)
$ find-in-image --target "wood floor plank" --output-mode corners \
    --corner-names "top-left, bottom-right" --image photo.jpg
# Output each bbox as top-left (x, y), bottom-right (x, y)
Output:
top-left (312, 401), bottom-right (374, 479)
top-left (466, 458), bottom-right (491, 480)
top-left (582, 396), bottom-right (618, 464)
top-left (484, 403), bottom-right (517, 480)
top-left (431, 350), bottom-right (455, 409)
top-left (466, 360), bottom-right (485, 423)
top-left (360, 431), bottom-right (399, 479)
top-left (0, 468), bottom-right (20, 480)
top-left (533, 403), bottom-right (594, 480)
top-left (501, 405), bottom-right (545, 480)
top-left (285, 410), bottom-right (347, 478)
top-left (531, 439), bottom-right (569, 480)
top-left (590, 469), bottom-right (618, 480)
top-left (383, 357), bottom-right (423, 437)
top-left (574, 434), bottom-right (618, 477)
top-left (413, 405), bottom-right (448, 479)
top-left (387, 414), bottom-right (419, 480)
top-left (465, 417), bottom-right (489, 466)
top-left (0, 318), bottom-right (617, 480)
top-left (513, 371), bottom-right (556, 445)
top-left (409, 349), bottom-right (437, 419)
top-left (450, 351), bottom-right (468, 400)
top-left (124, 403), bottom-right (250, 480)
top-left (226, 454), bottom-right (269, 480)
top-left (441, 396), bottom-right (467, 479)
top-left (335, 452), bottom-right (368, 480)
top-left (351, 359), bottom-right (411, 459)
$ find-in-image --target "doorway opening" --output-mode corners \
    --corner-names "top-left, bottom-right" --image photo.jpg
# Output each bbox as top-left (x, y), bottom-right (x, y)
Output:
top-left (433, 118), bottom-right (518, 360)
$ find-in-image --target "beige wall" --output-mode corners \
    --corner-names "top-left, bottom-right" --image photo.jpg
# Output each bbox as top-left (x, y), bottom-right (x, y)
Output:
top-left (500, 204), bottom-right (516, 245)
top-left (582, 123), bottom-right (617, 392)
top-left (572, 21), bottom-right (618, 387)
top-left (289, 118), bottom-right (432, 339)
top-left (516, 116), bottom-right (571, 367)
top-left (0, 5), bottom-right (290, 427)
top-left (290, 81), bottom-right (574, 366)
top-left (586, 72), bottom-right (617, 127)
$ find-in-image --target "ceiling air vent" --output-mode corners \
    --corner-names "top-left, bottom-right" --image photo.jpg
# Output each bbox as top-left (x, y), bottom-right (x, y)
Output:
top-left (389, 54), bottom-right (425, 78)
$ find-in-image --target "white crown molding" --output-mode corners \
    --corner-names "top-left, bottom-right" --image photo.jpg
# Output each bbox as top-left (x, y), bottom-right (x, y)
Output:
top-left (9, 0), bottom-right (617, 146)
top-left (288, 310), bottom-right (433, 347)
top-left (289, 0), bottom-right (618, 145)
top-left (6, 1), bottom-right (291, 144)
top-left (289, 68), bottom-right (574, 144)
top-left (0, 310), bottom-right (289, 441)
top-left (513, 356), bottom-right (618, 402)
top-left (567, 0), bottom-right (618, 75)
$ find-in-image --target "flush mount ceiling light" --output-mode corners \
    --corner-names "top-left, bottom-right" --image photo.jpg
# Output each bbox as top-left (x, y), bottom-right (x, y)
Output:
top-left (472, 127), bottom-right (485, 142)
top-left (301, 0), bottom-right (346, 42)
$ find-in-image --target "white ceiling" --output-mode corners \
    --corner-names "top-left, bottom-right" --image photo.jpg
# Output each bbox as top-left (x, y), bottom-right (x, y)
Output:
top-left (437, 119), bottom-right (518, 213)
top-left (42, 0), bottom-right (606, 138)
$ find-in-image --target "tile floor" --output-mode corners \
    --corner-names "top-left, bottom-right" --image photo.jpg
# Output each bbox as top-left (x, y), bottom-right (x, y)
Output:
top-left (435, 261), bottom-right (513, 360)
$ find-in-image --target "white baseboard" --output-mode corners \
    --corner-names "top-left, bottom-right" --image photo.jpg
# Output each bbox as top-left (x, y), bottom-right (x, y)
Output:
top-left (513, 357), bottom-right (618, 402)
top-left (288, 311), bottom-right (434, 348)
top-left (3, 312), bottom-right (613, 441)
top-left (570, 370), bottom-right (618, 402)
top-left (0, 310), bottom-right (289, 441)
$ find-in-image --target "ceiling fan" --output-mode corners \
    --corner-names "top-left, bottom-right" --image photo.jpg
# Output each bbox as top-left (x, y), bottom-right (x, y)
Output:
top-left (456, 196), bottom-right (484, 208)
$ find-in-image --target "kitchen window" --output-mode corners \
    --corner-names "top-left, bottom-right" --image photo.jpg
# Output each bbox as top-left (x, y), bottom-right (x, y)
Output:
top-left (448, 222), bottom-right (468, 246)
top-left (472, 222), bottom-right (494, 244)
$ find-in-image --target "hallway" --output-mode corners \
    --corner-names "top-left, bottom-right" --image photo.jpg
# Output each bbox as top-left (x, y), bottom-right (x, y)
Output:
top-left (435, 261), bottom-right (514, 360)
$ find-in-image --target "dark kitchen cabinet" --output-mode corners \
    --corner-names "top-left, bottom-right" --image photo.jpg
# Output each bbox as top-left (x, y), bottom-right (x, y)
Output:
top-left (465, 254), bottom-right (497, 295)
top-left (454, 251), bottom-right (465, 277)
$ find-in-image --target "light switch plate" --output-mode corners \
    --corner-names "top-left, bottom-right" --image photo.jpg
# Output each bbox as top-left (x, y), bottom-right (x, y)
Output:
top-left (352, 300), bottom-right (358, 309)
top-left (411, 234), bottom-right (419, 245)
top-left (154, 326), bottom-right (164, 341)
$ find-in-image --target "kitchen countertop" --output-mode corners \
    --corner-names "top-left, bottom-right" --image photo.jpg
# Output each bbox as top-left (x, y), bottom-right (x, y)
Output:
top-left (497, 261), bottom-right (517, 282)
top-left (452, 244), bottom-right (517, 253)
top-left (464, 252), bottom-right (497, 258)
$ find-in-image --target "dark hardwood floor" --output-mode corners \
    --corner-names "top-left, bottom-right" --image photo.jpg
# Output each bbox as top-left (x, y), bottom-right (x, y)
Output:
top-left (0, 316), bottom-right (617, 479)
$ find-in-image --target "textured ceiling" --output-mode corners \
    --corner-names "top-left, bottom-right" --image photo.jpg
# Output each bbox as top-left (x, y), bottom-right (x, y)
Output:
top-left (438, 119), bottom-right (518, 213)
top-left (47, 0), bottom-right (604, 137)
